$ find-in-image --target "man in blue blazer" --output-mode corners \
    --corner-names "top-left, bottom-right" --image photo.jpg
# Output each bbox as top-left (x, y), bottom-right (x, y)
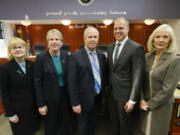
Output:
top-left (67, 27), bottom-right (107, 135)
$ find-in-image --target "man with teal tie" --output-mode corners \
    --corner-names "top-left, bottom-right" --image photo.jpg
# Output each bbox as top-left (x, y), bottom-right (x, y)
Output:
top-left (67, 26), bottom-right (107, 135)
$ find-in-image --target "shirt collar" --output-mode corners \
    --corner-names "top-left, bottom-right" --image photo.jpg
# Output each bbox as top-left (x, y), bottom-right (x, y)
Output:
top-left (116, 36), bottom-right (128, 46)
top-left (15, 60), bottom-right (25, 66)
top-left (85, 46), bottom-right (97, 55)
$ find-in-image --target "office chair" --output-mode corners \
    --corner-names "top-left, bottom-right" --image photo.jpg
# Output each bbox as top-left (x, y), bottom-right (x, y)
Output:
top-left (61, 44), bottom-right (70, 52)
top-left (97, 45), bottom-right (108, 57)
top-left (33, 45), bottom-right (46, 55)
top-left (80, 44), bottom-right (84, 49)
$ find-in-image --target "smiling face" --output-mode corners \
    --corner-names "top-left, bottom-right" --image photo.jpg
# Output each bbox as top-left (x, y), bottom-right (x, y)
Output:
top-left (153, 31), bottom-right (171, 51)
top-left (48, 34), bottom-right (62, 52)
top-left (10, 44), bottom-right (26, 60)
top-left (84, 28), bottom-right (99, 51)
top-left (114, 19), bottom-right (129, 42)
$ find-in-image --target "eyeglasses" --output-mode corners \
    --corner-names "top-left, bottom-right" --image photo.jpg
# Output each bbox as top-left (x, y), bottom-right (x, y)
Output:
top-left (11, 46), bottom-right (25, 50)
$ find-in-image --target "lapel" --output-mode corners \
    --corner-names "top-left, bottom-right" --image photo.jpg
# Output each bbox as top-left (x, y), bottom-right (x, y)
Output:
top-left (46, 51), bottom-right (59, 80)
top-left (11, 59), bottom-right (26, 77)
top-left (146, 53), bottom-right (155, 71)
top-left (112, 39), bottom-right (129, 70)
top-left (96, 50), bottom-right (103, 80)
top-left (108, 43), bottom-right (115, 69)
top-left (60, 50), bottom-right (66, 77)
top-left (81, 48), bottom-right (94, 77)
top-left (25, 59), bottom-right (32, 78)
top-left (151, 52), bottom-right (169, 70)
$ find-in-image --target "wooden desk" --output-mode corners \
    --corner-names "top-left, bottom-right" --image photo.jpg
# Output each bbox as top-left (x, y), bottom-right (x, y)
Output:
top-left (171, 88), bottom-right (180, 135)
top-left (0, 100), bottom-right (3, 115)
top-left (171, 99), bottom-right (180, 135)
top-left (0, 56), bottom-right (35, 64)
top-left (170, 89), bottom-right (180, 135)
top-left (0, 58), bottom-right (8, 115)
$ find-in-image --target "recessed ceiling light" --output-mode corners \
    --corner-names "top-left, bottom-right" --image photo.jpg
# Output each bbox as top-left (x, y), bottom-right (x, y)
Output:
top-left (103, 19), bottom-right (113, 25)
top-left (21, 14), bottom-right (31, 26)
top-left (144, 19), bottom-right (156, 25)
top-left (61, 20), bottom-right (71, 26)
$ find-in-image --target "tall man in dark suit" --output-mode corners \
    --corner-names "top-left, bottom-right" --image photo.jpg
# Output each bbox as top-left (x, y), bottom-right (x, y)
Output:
top-left (67, 27), bottom-right (106, 135)
top-left (107, 17), bottom-right (145, 135)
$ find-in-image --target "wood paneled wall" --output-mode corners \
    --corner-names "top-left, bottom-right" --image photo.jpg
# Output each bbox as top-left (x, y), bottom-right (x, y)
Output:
top-left (0, 100), bottom-right (3, 115)
top-left (15, 23), bottom-right (160, 54)
top-left (0, 23), bottom-right (160, 115)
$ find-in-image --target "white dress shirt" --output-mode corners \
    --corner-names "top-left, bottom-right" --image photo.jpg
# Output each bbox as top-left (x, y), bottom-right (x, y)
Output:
top-left (112, 36), bottom-right (128, 64)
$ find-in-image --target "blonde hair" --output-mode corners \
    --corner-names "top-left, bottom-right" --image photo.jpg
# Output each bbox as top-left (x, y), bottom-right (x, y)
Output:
top-left (46, 29), bottom-right (63, 48)
top-left (7, 37), bottom-right (29, 60)
top-left (147, 24), bottom-right (177, 53)
top-left (114, 17), bottom-right (129, 28)
top-left (46, 29), bottom-right (63, 41)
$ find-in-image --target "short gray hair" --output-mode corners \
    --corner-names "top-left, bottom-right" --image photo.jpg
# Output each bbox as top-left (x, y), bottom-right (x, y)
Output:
top-left (83, 26), bottom-right (99, 39)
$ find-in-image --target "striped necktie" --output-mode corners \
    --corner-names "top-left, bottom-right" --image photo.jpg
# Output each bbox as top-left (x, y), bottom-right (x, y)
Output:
top-left (114, 43), bottom-right (121, 64)
top-left (90, 51), bottom-right (101, 94)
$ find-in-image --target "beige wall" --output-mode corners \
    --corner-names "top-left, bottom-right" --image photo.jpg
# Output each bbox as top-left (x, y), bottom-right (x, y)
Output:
top-left (0, 23), bottom-right (13, 57)
top-left (168, 20), bottom-right (180, 53)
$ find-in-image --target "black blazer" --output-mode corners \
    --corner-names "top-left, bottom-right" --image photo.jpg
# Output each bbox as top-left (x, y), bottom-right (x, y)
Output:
top-left (0, 59), bottom-right (36, 117)
top-left (107, 38), bottom-right (145, 102)
top-left (67, 48), bottom-right (107, 111)
top-left (34, 50), bottom-right (69, 107)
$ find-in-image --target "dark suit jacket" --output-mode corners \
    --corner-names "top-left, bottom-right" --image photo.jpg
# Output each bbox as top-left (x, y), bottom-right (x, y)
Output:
top-left (34, 50), bottom-right (69, 107)
top-left (67, 48), bottom-right (107, 111)
top-left (107, 38), bottom-right (145, 103)
top-left (0, 59), bottom-right (36, 117)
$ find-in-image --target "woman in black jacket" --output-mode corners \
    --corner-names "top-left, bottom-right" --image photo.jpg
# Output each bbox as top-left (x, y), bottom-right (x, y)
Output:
top-left (34, 29), bottom-right (70, 135)
top-left (0, 37), bottom-right (40, 135)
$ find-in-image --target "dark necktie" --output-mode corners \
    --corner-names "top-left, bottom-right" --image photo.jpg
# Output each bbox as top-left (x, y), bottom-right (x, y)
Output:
top-left (114, 43), bottom-right (121, 64)
top-left (90, 51), bottom-right (101, 94)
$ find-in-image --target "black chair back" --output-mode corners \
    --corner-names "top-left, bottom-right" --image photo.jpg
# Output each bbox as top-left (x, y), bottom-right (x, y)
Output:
top-left (34, 45), bottom-right (46, 55)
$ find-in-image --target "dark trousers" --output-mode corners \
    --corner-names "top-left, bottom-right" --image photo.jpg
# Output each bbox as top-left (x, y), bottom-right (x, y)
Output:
top-left (44, 89), bottom-right (70, 135)
top-left (108, 96), bottom-right (133, 135)
top-left (77, 96), bottom-right (100, 135)
top-left (9, 109), bottom-right (40, 135)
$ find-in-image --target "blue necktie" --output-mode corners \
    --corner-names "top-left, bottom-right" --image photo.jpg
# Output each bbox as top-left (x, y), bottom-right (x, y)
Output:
top-left (90, 51), bottom-right (101, 94)
top-left (114, 43), bottom-right (121, 64)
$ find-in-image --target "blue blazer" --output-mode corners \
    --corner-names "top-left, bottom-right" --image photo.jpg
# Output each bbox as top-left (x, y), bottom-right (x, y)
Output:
top-left (67, 48), bottom-right (107, 111)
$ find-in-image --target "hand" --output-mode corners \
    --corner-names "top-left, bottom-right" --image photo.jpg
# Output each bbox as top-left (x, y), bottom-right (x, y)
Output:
top-left (140, 100), bottom-right (148, 111)
top-left (9, 115), bottom-right (19, 123)
top-left (124, 101), bottom-right (135, 113)
top-left (38, 106), bottom-right (48, 116)
top-left (102, 97), bottom-right (106, 103)
top-left (72, 105), bottom-right (81, 114)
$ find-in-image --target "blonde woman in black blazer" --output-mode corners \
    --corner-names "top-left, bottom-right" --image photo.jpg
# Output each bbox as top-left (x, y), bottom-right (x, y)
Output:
top-left (0, 37), bottom-right (40, 135)
top-left (34, 29), bottom-right (70, 135)
top-left (139, 24), bottom-right (180, 135)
